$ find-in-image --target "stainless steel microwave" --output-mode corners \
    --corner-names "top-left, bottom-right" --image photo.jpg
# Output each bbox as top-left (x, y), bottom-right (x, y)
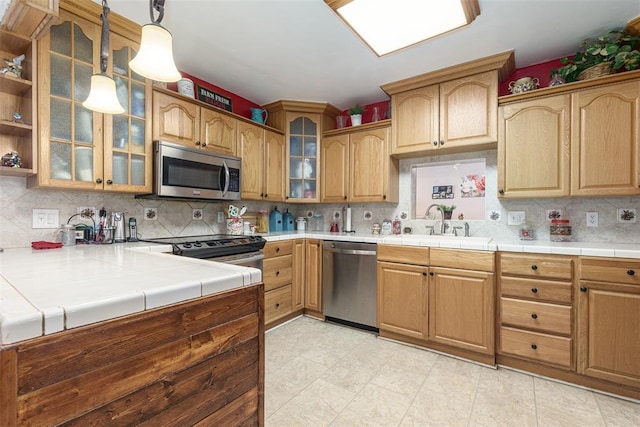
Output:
top-left (140, 140), bottom-right (241, 201)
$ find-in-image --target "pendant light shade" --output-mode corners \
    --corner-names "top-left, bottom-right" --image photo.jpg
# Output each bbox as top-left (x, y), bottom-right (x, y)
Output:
top-left (129, 23), bottom-right (181, 82)
top-left (82, 0), bottom-right (125, 114)
top-left (83, 73), bottom-right (125, 114)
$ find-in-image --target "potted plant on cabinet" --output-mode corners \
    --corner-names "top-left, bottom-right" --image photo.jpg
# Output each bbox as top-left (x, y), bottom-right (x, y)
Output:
top-left (348, 104), bottom-right (364, 126)
top-left (555, 30), bottom-right (640, 83)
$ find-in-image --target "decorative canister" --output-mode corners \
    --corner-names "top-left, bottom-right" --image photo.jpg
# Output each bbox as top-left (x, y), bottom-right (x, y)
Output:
top-left (257, 210), bottom-right (269, 233)
top-left (177, 77), bottom-right (195, 98)
top-left (372, 223), bottom-right (381, 235)
top-left (550, 219), bottom-right (571, 242)
top-left (226, 217), bottom-right (244, 235)
top-left (519, 222), bottom-right (536, 240)
top-left (381, 219), bottom-right (393, 235)
top-left (392, 217), bottom-right (402, 235)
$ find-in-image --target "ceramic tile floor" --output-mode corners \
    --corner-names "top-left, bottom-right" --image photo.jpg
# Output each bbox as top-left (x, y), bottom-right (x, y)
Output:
top-left (265, 316), bottom-right (640, 427)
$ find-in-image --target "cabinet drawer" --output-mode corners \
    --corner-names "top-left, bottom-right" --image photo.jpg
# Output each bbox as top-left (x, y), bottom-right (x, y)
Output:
top-left (264, 240), bottom-right (293, 258)
top-left (500, 326), bottom-right (572, 368)
top-left (501, 298), bottom-right (571, 335)
top-left (265, 285), bottom-right (292, 324)
top-left (580, 257), bottom-right (640, 285)
top-left (500, 276), bottom-right (572, 304)
top-left (430, 248), bottom-right (495, 272)
top-left (263, 255), bottom-right (293, 291)
top-left (378, 244), bottom-right (429, 265)
top-left (500, 253), bottom-right (573, 280)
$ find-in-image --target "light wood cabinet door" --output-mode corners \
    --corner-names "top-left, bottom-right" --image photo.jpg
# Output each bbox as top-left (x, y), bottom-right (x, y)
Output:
top-left (571, 81), bottom-right (640, 196)
top-left (152, 91), bottom-right (200, 147)
top-left (377, 261), bottom-right (428, 341)
top-left (320, 133), bottom-right (349, 202)
top-left (304, 239), bottom-right (323, 313)
top-left (200, 108), bottom-right (236, 155)
top-left (577, 280), bottom-right (640, 388)
top-left (498, 94), bottom-right (570, 198)
top-left (286, 112), bottom-right (320, 202)
top-left (391, 85), bottom-right (439, 155)
top-left (292, 239), bottom-right (305, 311)
top-left (349, 126), bottom-right (389, 202)
top-left (440, 70), bottom-right (498, 148)
top-left (238, 120), bottom-right (264, 200)
top-left (264, 129), bottom-right (286, 202)
top-left (429, 267), bottom-right (494, 355)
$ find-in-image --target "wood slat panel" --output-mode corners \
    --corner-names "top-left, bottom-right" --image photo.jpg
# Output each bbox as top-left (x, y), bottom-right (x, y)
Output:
top-left (65, 339), bottom-right (258, 426)
top-left (194, 387), bottom-right (259, 427)
top-left (0, 349), bottom-right (18, 426)
top-left (17, 287), bottom-right (258, 394)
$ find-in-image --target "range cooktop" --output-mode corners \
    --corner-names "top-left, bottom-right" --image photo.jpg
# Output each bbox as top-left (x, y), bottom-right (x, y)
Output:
top-left (140, 234), bottom-right (266, 259)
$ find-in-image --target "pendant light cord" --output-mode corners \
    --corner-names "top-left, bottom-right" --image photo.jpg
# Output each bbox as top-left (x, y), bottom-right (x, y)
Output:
top-left (150, 0), bottom-right (165, 24)
top-left (99, 0), bottom-right (110, 74)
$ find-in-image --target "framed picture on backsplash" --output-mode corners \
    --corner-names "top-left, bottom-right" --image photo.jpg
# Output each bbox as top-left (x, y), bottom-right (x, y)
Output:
top-left (413, 159), bottom-right (486, 220)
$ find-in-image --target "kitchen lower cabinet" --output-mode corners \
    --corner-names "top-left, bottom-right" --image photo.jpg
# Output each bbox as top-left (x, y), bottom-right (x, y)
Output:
top-left (292, 239), bottom-right (305, 311)
top-left (578, 257), bottom-right (640, 389)
top-left (498, 253), bottom-right (575, 369)
top-left (263, 240), bottom-right (304, 328)
top-left (304, 239), bottom-right (323, 316)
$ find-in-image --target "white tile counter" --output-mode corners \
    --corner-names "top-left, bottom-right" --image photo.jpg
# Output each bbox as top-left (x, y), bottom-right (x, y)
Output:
top-left (0, 243), bottom-right (262, 345)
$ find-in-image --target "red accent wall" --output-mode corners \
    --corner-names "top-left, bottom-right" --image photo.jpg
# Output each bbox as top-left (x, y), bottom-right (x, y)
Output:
top-left (498, 58), bottom-right (566, 96)
top-left (166, 71), bottom-right (261, 119)
top-left (339, 99), bottom-right (392, 126)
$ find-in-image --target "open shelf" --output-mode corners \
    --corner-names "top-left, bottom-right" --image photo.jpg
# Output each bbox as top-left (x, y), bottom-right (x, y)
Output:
top-left (0, 29), bottom-right (31, 54)
top-left (0, 165), bottom-right (34, 177)
top-left (0, 120), bottom-right (32, 136)
top-left (0, 73), bottom-right (32, 96)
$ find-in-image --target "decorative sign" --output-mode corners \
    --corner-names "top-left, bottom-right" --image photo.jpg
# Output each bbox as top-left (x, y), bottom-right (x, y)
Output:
top-left (196, 85), bottom-right (233, 112)
top-left (432, 185), bottom-right (454, 199)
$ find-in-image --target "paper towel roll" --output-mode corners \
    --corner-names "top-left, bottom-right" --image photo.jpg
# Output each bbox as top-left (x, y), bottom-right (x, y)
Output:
top-left (345, 207), bottom-right (352, 232)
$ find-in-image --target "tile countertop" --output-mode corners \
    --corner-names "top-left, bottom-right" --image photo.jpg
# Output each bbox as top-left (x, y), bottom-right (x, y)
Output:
top-left (263, 231), bottom-right (640, 258)
top-left (0, 243), bottom-right (262, 345)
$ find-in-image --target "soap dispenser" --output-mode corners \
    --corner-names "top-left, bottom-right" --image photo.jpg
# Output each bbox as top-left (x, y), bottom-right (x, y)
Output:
top-left (283, 208), bottom-right (294, 231)
top-left (269, 206), bottom-right (283, 232)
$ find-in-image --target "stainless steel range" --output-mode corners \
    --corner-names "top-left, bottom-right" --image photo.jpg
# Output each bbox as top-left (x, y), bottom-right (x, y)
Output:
top-left (141, 235), bottom-right (267, 269)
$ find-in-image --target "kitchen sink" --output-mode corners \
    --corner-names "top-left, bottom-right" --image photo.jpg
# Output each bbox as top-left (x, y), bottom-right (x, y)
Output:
top-left (380, 235), bottom-right (493, 247)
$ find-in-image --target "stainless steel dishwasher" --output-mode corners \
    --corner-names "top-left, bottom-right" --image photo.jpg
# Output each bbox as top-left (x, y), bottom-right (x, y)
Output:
top-left (323, 241), bottom-right (378, 331)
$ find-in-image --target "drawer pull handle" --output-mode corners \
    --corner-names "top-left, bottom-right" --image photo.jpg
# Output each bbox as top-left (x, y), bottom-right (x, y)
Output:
top-left (276, 247), bottom-right (280, 253)
top-left (531, 313), bottom-right (538, 319)
top-left (275, 303), bottom-right (280, 308)
top-left (531, 344), bottom-right (537, 350)
top-left (531, 288), bottom-right (538, 293)
top-left (580, 286), bottom-right (588, 292)
top-left (276, 271), bottom-right (280, 276)
top-left (627, 269), bottom-right (635, 276)
top-left (531, 265), bottom-right (538, 271)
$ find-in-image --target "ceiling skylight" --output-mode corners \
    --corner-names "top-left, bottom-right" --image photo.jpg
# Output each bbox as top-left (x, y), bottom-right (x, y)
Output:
top-left (326, 0), bottom-right (480, 56)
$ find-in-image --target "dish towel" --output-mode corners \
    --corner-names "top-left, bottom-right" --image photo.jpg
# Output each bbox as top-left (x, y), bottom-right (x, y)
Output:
top-left (31, 241), bottom-right (63, 250)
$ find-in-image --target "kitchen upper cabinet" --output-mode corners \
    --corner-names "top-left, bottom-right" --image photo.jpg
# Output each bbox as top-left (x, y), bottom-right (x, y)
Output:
top-left (381, 51), bottom-right (513, 158)
top-left (30, 9), bottom-right (152, 192)
top-left (0, 29), bottom-right (36, 177)
top-left (321, 122), bottom-right (398, 203)
top-left (571, 81), bottom-right (640, 196)
top-left (261, 100), bottom-right (341, 203)
top-left (238, 120), bottom-right (285, 201)
top-left (578, 257), bottom-right (640, 389)
top-left (498, 95), bottom-right (571, 198)
top-left (153, 90), bottom-right (237, 156)
top-left (0, 0), bottom-right (58, 40)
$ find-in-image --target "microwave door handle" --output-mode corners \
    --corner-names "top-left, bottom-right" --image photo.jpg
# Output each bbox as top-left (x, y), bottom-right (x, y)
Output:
top-left (221, 161), bottom-right (230, 196)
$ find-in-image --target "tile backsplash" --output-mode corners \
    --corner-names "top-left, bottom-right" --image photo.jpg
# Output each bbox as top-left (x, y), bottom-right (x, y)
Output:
top-left (1, 149), bottom-right (638, 248)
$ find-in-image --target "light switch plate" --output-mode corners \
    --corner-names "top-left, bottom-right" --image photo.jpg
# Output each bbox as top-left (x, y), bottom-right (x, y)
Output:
top-left (32, 209), bottom-right (59, 229)
top-left (507, 211), bottom-right (525, 226)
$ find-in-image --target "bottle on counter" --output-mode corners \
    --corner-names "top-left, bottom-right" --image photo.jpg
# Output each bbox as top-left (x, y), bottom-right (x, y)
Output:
top-left (257, 210), bottom-right (269, 233)
top-left (550, 219), bottom-right (571, 242)
top-left (392, 217), bottom-right (401, 235)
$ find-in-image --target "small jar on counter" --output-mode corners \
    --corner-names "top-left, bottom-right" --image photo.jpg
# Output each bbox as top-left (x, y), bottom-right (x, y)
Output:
top-left (550, 219), bottom-right (571, 242)
top-left (519, 222), bottom-right (535, 240)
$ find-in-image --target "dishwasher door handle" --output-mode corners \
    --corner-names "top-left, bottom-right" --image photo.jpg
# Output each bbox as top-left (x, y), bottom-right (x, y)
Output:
top-left (325, 248), bottom-right (376, 256)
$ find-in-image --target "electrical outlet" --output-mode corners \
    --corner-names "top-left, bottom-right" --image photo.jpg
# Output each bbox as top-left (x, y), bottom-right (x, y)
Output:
top-left (217, 211), bottom-right (225, 223)
top-left (586, 212), bottom-right (598, 227)
top-left (507, 211), bottom-right (525, 226)
top-left (32, 209), bottom-right (59, 229)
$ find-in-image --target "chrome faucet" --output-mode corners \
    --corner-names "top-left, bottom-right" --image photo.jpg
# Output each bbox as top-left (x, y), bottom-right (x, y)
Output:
top-left (425, 204), bottom-right (448, 234)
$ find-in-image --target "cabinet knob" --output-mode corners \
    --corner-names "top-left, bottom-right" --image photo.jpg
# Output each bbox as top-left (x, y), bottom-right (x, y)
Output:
top-left (201, 142), bottom-right (207, 147)
top-left (275, 303), bottom-right (280, 308)
top-left (627, 269), bottom-right (635, 276)
top-left (531, 265), bottom-right (538, 271)
top-left (383, 195), bottom-right (386, 200)
top-left (531, 344), bottom-right (537, 350)
top-left (433, 141), bottom-right (438, 146)
top-left (276, 247), bottom-right (280, 253)
top-left (264, 194), bottom-right (268, 198)
top-left (276, 271), bottom-right (280, 276)
top-left (499, 189), bottom-right (505, 195)
top-left (96, 178), bottom-right (103, 184)
top-left (429, 272), bottom-right (434, 276)
top-left (531, 288), bottom-right (538, 293)
top-left (344, 196), bottom-right (347, 200)
top-left (531, 313), bottom-right (538, 319)
top-left (195, 141), bottom-right (201, 146)
top-left (106, 179), bottom-right (113, 185)
top-left (439, 140), bottom-right (444, 146)
top-left (422, 272), bottom-right (427, 276)
top-left (285, 196), bottom-right (289, 200)
top-left (580, 286), bottom-right (588, 292)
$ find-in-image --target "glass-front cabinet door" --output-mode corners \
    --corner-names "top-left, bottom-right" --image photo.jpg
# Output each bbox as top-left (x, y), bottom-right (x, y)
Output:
top-left (103, 33), bottom-right (151, 192)
top-left (36, 11), bottom-right (151, 192)
top-left (287, 112), bottom-right (320, 202)
top-left (37, 12), bottom-right (102, 189)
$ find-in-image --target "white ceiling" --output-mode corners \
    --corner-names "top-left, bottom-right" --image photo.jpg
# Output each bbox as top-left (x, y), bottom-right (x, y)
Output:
top-left (100, 0), bottom-right (640, 110)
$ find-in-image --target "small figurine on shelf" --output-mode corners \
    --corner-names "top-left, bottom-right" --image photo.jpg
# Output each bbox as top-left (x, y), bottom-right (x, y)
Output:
top-left (1, 54), bottom-right (25, 79)
top-left (2, 151), bottom-right (22, 168)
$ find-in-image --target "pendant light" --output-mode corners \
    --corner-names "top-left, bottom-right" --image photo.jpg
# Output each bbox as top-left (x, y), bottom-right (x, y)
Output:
top-left (82, 0), bottom-right (125, 115)
top-left (129, 0), bottom-right (181, 82)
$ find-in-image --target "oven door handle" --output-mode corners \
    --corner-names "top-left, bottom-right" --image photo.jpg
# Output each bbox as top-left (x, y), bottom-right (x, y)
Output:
top-left (221, 160), bottom-right (231, 196)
